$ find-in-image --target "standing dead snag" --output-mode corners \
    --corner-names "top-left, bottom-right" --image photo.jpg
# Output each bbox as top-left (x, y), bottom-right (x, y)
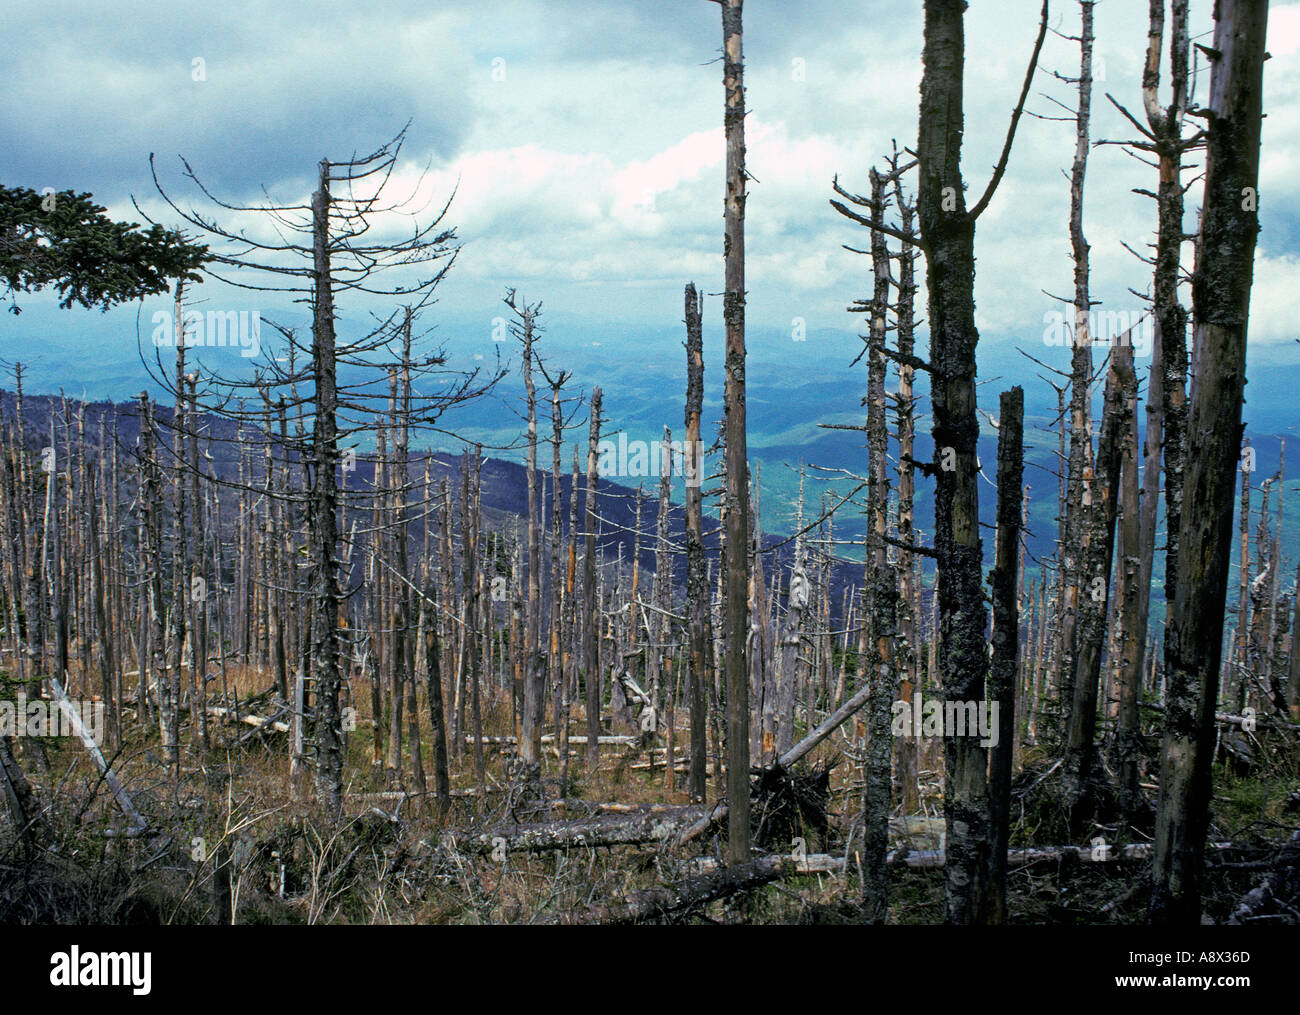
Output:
top-left (509, 290), bottom-right (545, 774)
top-left (989, 386), bottom-right (1024, 924)
top-left (890, 163), bottom-right (921, 814)
top-left (1151, 0), bottom-right (1268, 926)
top-left (1065, 344), bottom-right (1136, 809)
top-left (716, 0), bottom-right (752, 866)
top-left (861, 166), bottom-right (897, 925)
top-left (684, 283), bottom-right (709, 802)
top-left (139, 392), bottom-right (168, 771)
top-left (583, 388), bottom-right (604, 770)
top-left (1111, 340), bottom-right (1145, 831)
top-left (775, 472), bottom-right (806, 760)
top-left (307, 157), bottom-right (347, 813)
top-left (1058, 1), bottom-right (1097, 719)
top-left (1100, 0), bottom-right (1198, 753)
top-left (914, 0), bottom-right (1047, 924)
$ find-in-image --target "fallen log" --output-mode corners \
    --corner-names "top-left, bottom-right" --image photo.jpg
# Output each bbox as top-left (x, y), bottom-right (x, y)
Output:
top-left (236, 704), bottom-right (292, 744)
top-left (1227, 828), bottom-right (1300, 924)
top-left (549, 854), bottom-right (798, 924)
top-left (207, 706), bottom-right (291, 734)
top-left (464, 735), bottom-right (637, 747)
top-left (679, 840), bottom-right (1246, 877)
top-left (445, 806), bottom-right (706, 856)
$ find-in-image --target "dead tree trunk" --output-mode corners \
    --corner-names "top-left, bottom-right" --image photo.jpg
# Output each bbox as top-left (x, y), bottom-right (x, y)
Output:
top-left (891, 168), bottom-right (921, 813)
top-left (1112, 343), bottom-right (1145, 830)
top-left (309, 159), bottom-right (345, 814)
top-left (1065, 345), bottom-right (1136, 807)
top-left (583, 388), bottom-right (603, 769)
top-left (915, 0), bottom-right (1046, 924)
top-left (684, 282), bottom-right (709, 802)
top-left (862, 166), bottom-right (897, 924)
top-left (1150, 0), bottom-right (1268, 926)
top-left (718, 0), bottom-right (752, 866)
top-left (512, 293), bottom-right (545, 772)
top-left (989, 385), bottom-right (1024, 924)
top-left (1059, 0), bottom-right (1097, 718)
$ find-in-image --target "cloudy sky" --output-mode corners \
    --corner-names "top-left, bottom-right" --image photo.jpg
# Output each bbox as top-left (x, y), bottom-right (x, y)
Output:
top-left (3, 0), bottom-right (1298, 366)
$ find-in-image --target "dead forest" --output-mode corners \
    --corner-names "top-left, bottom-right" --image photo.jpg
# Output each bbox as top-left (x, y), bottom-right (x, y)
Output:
top-left (0, 0), bottom-right (1295, 929)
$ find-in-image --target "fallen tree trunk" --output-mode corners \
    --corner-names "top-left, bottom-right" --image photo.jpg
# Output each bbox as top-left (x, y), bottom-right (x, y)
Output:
top-left (445, 806), bottom-right (707, 855)
top-left (207, 706), bottom-right (291, 734)
top-left (463, 734), bottom-right (637, 747)
top-left (1227, 828), bottom-right (1300, 924)
top-left (549, 854), bottom-right (798, 924)
top-left (681, 840), bottom-right (1245, 876)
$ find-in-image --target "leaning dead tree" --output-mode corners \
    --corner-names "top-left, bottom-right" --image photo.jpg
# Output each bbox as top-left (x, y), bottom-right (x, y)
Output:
top-left (1150, 0), bottom-right (1269, 926)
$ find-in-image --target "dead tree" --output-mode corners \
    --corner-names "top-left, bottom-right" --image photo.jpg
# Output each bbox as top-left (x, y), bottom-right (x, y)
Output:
top-left (147, 130), bottom-right (499, 813)
top-left (891, 162), bottom-right (922, 813)
top-left (1150, 0), bottom-right (1268, 926)
top-left (1111, 340), bottom-right (1145, 830)
top-left (914, 0), bottom-right (1046, 925)
top-left (861, 166), bottom-right (898, 924)
top-left (684, 282), bottom-right (709, 801)
top-left (583, 388), bottom-right (604, 769)
top-left (510, 290), bottom-right (545, 774)
top-left (138, 392), bottom-right (171, 769)
top-left (1108, 0), bottom-right (1197, 708)
top-left (989, 385), bottom-right (1025, 923)
top-left (716, 0), bottom-right (752, 866)
top-left (1058, 1), bottom-right (1097, 716)
top-left (1065, 344), bottom-right (1136, 808)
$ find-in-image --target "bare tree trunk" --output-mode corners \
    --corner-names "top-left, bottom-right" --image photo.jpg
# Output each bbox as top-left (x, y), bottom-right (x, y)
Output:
top-left (1065, 346), bottom-right (1136, 807)
top-left (548, 375), bottom-right (567, 775)
top-left (916, 0), bottom-right (1045, 924)
top-left (1112, 346), bottom-right (1145, 831)
top-left (684, 283), bottom-right (709, 802)
top-left (919, 0), bottom-right (987, 925)
top-left (776, 472), bottom-right (806, 759)
top-left (1288, 559), bottom-right (1300, 718)
top-left (891, 171), bottom-right (921, 813)
top-left (168, 284), bottom-right (188, 775)
top-left (1150, 0), bottom-right (1268, 925)
top-left (139, 393), bottom-right (170, 773)
top-left (514, 294), bottom-right (545, 772)
top-left (861, 167), bottom-right (897, 924)
top-left (1059, 1), bottom-right (1097, 720)
top-left (462, 446), bottom-right (485, 795)
top-left (309, 159), bottom-right (345, 814)
top-left (583, 388), bottom-right (603, 769)
top-left (989, 386), bottom-right (1024, 924)
top-left (719, 0), bottom-right (751, 866)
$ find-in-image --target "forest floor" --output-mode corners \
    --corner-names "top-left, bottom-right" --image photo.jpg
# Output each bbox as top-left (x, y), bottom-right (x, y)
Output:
top-left (1, 663), bottom-right (1297, 925)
